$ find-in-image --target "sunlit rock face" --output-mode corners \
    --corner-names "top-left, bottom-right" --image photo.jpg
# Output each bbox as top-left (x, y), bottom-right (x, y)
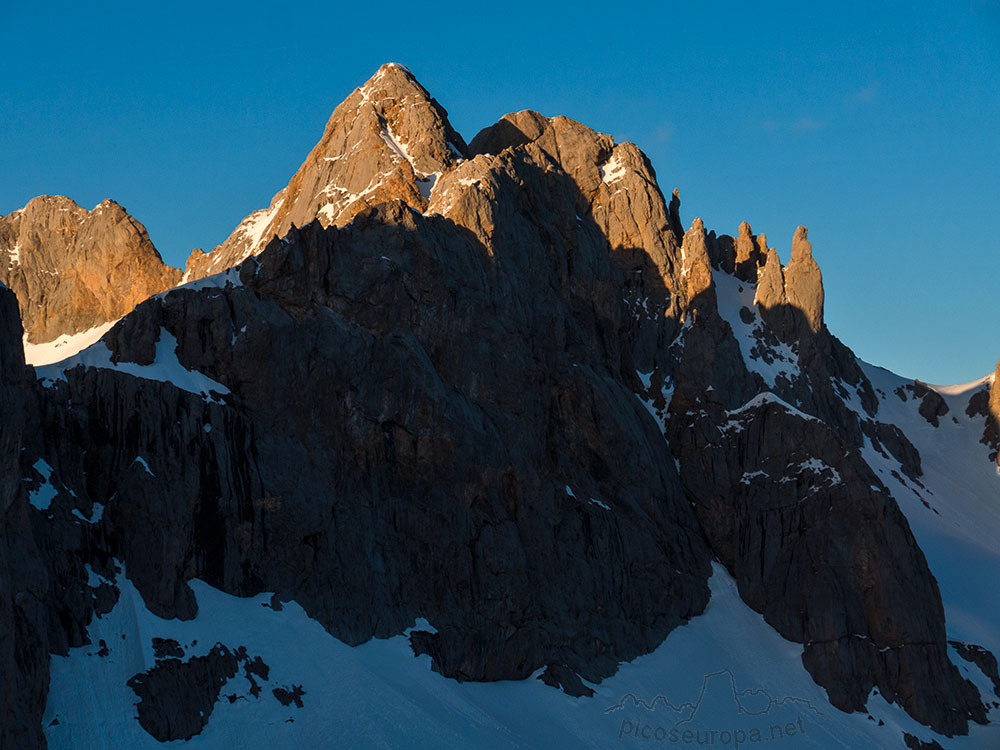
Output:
top-left (0, 196), bottom-right (180, 345)
top-left (182, 63), bottom-right (467, 282)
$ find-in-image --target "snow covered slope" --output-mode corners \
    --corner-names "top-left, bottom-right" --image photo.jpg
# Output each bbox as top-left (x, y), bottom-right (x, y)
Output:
top-left (22, 321), bottom-right (117, 367)
top-left (853, 365), bottom-right (1000, 664)
top-left (46, 564), bottom-right (999, 749)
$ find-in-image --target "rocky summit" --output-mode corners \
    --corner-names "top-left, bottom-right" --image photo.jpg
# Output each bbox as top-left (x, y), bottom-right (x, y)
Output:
top-left (0, 196), bottom-right (180, 347)
top-left (181, 63), bottom-right (467, 282)
top-left (1, 64), bottom-right (998, 750)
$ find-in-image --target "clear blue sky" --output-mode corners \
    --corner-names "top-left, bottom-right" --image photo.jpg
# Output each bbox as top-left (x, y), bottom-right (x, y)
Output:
top-left (2, 1), bottom-right (998, 383)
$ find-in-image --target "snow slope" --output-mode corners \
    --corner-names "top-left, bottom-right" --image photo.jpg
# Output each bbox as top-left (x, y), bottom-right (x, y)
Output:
top-left (47, 563), bottom-right (999, 749)
top-left (34, 328), bottom-right (229, 401)
top-left (22, 321), bottom-right (117, 367)
top-left (852, 364), bottom-right (1000, 662)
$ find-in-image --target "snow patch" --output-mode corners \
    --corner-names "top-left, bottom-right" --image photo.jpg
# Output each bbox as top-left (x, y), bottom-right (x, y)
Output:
top-left (36, 329), bottom-right (230, 402)
top-left (71, 503), bottom-right (103, 524)
top-left (599, 153), bottom-right (627, 184)
top-left (924, 375), bottom-right (993, 397)
top-left (133, 457), bottom-right (156, 478)
top-left (167, 266), bottom-right (243, 297)
top-left (713, 271), bottom-right (799, 388)
top-left (728, 391), bottom-right (817, 422)
top-left (635, 368), bottom-right (674, 435)
top-left (23, 320), bottom-right (118, 367)
top-left (28, 459), bottom-right (58, 511)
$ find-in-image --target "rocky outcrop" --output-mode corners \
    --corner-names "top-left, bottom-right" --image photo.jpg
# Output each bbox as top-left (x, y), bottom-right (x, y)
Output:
top-left (667, 387), bottom-right (983, 734)
top-left (0, 196), bottom-right (181, 344)
top-left (753, 225), bottom-right (824, 342)
top-left (950, 641), bottom-right (1000, 699)
top-left (708, 220), bottom-right (768, 282)
top-left (183, 63), bottom-right (468, 281)
top-left (440, 108), bottom-right (687, 373)
top-left (784, 226), bottom-right (824, 334)
top-left (127, 644), bottom-right (244, 741)
top-left (681, 218), bottom-right (715, 305)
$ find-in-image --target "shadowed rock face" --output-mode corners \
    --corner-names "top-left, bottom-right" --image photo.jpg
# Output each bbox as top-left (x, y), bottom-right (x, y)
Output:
top-left (0, 284), bottom-right (51, 750)
top-left (989, 360), bottom-right (1000, 465)
top-left (0, 196), bottom-right (181, 344)
top-left (1, 64), bottom-right (996, 747)
top-left (38, 199), bottom-right (714, 687)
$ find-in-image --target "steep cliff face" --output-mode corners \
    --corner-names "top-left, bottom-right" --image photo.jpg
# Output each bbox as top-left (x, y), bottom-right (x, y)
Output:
top-left (663, 219), bottom-right (986, 734)
top-left (0, 196), bottom-right (181, 346)
top-left (4, 64), bottom-right (999, 749)
top-left (988, 360), bottom-right (1000, 466)
top-left (0, 284), bottom-right (50, 750)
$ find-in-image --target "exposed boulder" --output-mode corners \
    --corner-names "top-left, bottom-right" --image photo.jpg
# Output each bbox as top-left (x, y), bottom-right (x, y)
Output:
top-left (910, 381), bottom-right (950, 427)
top-left (127, 643), bottom-right (243, 741)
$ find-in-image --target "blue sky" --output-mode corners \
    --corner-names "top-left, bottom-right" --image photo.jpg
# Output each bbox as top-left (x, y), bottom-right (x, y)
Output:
top-left (2, 1), bottom-right (998, 382)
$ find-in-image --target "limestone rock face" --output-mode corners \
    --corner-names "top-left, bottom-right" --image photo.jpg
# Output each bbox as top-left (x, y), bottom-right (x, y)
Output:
top-left (680, 218), bottom-right (715, 307)
top-left (709, 220), bottom-right (768, 282)
top-left (754, 247), bottom-right (785, 311)
top-left (0, 196), bottom-right (181, 344)
top-left (183, 63), bottom-right (468, 281)
top-left (784, 225), bottom-right (824, 334)
top-left (734, 221), bottom-right (767, 281)
top-left (33, 206), bottom-right (714, 701)
top-left (752, 226), bottom-right (825, 342)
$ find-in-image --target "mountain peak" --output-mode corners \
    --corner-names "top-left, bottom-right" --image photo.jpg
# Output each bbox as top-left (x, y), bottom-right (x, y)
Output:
top-left (183, 63), bottom-right (467, 281)
top-left (0, 195), bottom-right (180, 346)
